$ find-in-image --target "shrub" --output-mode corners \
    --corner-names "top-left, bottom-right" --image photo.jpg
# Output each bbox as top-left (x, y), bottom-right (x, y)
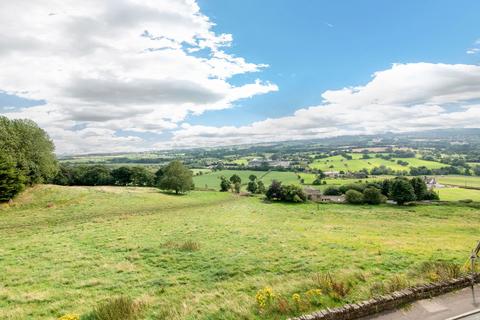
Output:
top-left (323, 186), bottom-right (341, 196)
top-left (418, 261), bottom-right (463, 282)
top-left (423, 190), bottom-right (440, 201)
top-left (345, 190), bottom-right (364, 204)
top-left (85, 296), bottom-right (143, 320)
top-left (362, 187), bottom-right (385, 205)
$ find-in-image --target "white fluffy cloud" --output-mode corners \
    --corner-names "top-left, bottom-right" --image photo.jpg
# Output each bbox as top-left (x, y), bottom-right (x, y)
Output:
top-left (170, 63), bottom-right (480, 147)
top-left (0, 0), bottom-right (277, 153)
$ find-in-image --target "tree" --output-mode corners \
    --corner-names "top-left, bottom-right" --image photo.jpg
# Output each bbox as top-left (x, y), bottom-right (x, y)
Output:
top-left (257, 180), bottom-right (266, 194)
top-left (158, 160), bottom-right (193, 194)
top-left (111, 166), bottom-right (133, 186)
top-left (410, 177), bottom-right (428, 200)
top-left (0, 155), bottom-right (26, 202)
top-left (0, 116), bottom-right (57, 186)
top-left (130, 167), bottom-right (154, 186)
top-left (362, 187), bottom-right (385, 205)
top-left (154, 168), bottom-right (164, 185)
top-left (219, 176), bottom-right (231, 192)
top-left (389, 178), bottom-right (416, 205)
top-left (345, 190), bottom-right (364, 204)
top-left (280, 184), bottom-right (307, 203)
top-left (312, 170), bottom-right (326, 185)
top-left (229, 174), bottom-right (241, 184)
top-left (474, 166), bottom-right (480, 176)
top-left (82, 165), bottom-right (112, 186)
top-left (266, 180), bottom-right (283, 200)
top-left (233, 182), bottom-right (241, 193)
top-left (248, 174), bottom-right (257, 182)
top-left (246, 180), bottom-right (257, 193)
top-left (323, 186), bottom-right (341, 196)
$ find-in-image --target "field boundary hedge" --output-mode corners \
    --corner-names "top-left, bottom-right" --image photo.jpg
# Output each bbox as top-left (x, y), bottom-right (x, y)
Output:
top-left (290, 274), bottom-right (479, 320)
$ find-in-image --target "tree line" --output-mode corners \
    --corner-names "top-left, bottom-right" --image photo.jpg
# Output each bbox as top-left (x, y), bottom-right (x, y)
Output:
top-left (52, 160), bottom-right (194, 194)
top-left (0, 117), bottom-right (57, 201)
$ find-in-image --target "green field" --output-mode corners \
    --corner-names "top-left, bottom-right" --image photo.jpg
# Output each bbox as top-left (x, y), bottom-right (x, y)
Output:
top-left (309, 154), bottom-right (446, 172)
top-left (1, 185), bottom-right (479, 319)
top-left (436, 187), bottom-right (480, 201)
top-left (436, 175), bottom-right (480, 189)
top-left (193, 170), bottom-right (300, 189)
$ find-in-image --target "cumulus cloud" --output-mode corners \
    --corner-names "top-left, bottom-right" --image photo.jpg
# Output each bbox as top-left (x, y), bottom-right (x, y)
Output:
top-left (0, 0), bottom-right (277, 153)
top-left (169, 63), bottom-right (480, 147)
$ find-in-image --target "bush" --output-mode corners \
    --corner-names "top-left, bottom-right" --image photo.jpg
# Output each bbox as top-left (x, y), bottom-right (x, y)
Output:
top-left (323, 186), bottom-right (341, 196)
top-left (362, 187), bottom-right (385, 205)
top-left (423, 190), bottom-right (440, 201)
top-left (345, 190), bottom-right (364, 204)
top-left (84, 296), bottom-right (143, 320)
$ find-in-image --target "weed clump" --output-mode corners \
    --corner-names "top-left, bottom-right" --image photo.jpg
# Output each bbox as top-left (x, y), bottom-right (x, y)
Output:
top-left (81, 296), bottom-right (144, 320)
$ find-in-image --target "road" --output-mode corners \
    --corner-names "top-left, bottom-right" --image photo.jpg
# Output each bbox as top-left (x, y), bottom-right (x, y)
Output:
top-left (361, 285), bottom-right (480, 320)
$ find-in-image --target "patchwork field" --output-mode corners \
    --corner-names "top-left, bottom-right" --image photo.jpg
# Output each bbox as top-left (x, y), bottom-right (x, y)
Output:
top-left (309, 154), bottom-right (446, 172)
top-left (1, 185), bottom-right (479, 319)
top-left (193, 170), bottom-right (300, 189)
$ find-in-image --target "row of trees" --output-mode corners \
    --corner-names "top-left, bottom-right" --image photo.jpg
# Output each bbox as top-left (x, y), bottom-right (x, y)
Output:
top-left (219, 174), bottom-right (267, 194)
top-left (52, 161), bottom-right (193, 194)
top-left (324, 177), bottom-right (438, 205)
top-left (0, 117), bottom-right (57, 201)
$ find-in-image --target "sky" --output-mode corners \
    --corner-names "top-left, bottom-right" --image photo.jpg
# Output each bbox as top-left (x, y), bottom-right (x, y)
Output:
top-left (1, 0), bottom-right (480, 154)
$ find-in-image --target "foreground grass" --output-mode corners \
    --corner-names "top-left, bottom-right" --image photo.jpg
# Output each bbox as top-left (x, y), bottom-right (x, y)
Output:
top-left (1, 185), bottom-right (479, 319)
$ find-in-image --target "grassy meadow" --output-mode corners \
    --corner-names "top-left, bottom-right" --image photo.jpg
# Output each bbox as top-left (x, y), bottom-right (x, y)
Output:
top-left (193, 170), bottom-right (300, 190)
top-left (309, 154), bottom-right (446, 172)
top-left (436, 175), bottom-right (480, 188)
top-left (1, 185), bottom-right (479, 319)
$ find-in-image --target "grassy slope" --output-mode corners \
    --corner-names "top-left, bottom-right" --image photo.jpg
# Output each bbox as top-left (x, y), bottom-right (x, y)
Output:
top-left (1, 185), bottom-right (479, 319)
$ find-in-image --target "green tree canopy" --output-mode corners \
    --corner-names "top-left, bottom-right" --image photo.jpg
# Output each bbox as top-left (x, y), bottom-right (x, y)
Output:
top-left (158, 160), bottom-right (193, 194)
top-left (390, 178), bottom-right (416, 205)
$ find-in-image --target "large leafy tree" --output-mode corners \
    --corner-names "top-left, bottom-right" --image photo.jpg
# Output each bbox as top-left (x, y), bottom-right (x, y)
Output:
top-left (158, 160), bottom-right (193, 194)
top-left (390, 178), bottom-right (416, 205)
top-left (0, 117), bottom-right (57, 201)
top-left (0, 155), bottom-right (26, 201)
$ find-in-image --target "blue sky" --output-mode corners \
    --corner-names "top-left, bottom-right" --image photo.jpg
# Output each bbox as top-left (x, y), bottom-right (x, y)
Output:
top-left (1, 1), bottom-right (480, 154)
top-left (189, 0), bottom-right (480, 125)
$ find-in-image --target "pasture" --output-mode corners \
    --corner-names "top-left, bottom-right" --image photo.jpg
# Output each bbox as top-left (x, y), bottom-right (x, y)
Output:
top-left (436, 175), bottom-right (480, 189)
top-left (309, 154), bottom-right (446, 172)
top-left (193, 170), bottom-right (300, 189)
top-left (436, 187), bottom-right (480, 201)
top-left (1, 185), bottom-right (479, 319)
